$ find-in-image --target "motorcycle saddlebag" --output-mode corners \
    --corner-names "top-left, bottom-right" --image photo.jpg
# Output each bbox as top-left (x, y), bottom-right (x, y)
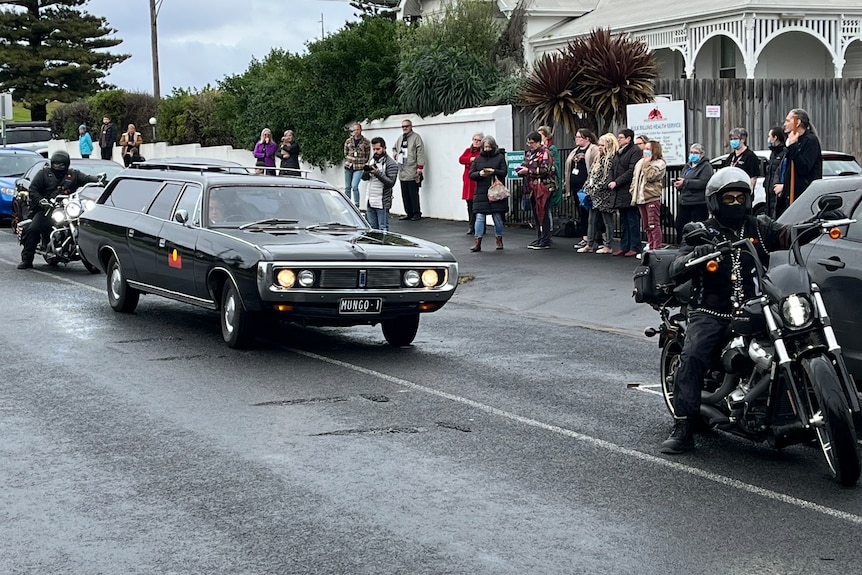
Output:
top-left (633, 248), bottom-right (691, 307)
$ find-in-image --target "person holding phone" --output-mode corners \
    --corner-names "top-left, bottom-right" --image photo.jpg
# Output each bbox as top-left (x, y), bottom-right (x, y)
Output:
top-left (361, 137), bottom-right (399, 231)
top-left (779, 108), bottom-right (822, 204)
top-left (253, 128), bottom-right (278, 174)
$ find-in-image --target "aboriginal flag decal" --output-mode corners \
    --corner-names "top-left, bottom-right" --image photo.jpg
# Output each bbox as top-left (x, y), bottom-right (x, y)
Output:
top-left (168, 248), bottom-right (182, 268)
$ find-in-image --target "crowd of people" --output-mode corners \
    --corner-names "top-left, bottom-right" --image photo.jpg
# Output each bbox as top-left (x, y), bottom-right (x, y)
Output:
top-left (75, 116), bottom-right (144, 167)
top-left (471, 107), bottom-right (823, 257)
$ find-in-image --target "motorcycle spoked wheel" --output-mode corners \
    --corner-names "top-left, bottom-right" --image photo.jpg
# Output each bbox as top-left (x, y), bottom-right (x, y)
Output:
top-left (660, 340), bottom-right (683, 417)
top-left (803, 355), bottom-right (861, 486)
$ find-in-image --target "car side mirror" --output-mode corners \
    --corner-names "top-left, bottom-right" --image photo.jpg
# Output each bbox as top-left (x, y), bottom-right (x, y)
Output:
top-left (174, 209), bottom-right (189, 225)
top-left (817, 194), bottom-right (843, 213)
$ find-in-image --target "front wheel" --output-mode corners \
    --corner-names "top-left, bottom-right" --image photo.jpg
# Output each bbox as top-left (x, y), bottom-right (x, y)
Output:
top-left (805, 355), bottom-right (861, 486)
top-left (107, 255), bottom-right (139, 313)
top-left (220, 282), bottom-right (256, 349)
top-left (382, 314), bottom-right (420, 347)
top-left (660, 339), bottom-right (683, 417)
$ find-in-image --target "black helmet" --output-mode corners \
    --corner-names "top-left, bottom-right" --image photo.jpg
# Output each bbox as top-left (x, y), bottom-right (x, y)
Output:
top-left (50, 150), bottom-right (71, 172)
top-left (705, 167), bottom-right (752, 216)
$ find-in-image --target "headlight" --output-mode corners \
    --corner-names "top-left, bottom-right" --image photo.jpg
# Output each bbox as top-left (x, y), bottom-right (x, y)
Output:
top-left (403, 269), bottom-right (421, 287)
top-left (51, 209), bottom-right (66, 224)
top-left (421, 269), bottom-right (439, 287)
top-left (82, 199), bottom-right (96, 212)
top-left (781, 294), bottom-right (813, 329)
top-left (276, 269), bottom-right (296, 288)
top-left (1, 187), bottom-right (14, 196)
top-left (297, 269), bottom-right (315, 287)
top-left (65, 200), bottom-right (83, 219)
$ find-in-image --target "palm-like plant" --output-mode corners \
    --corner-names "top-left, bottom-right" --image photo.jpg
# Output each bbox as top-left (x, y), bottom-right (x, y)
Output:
top-left (517, 51), bottom-right (586, 140)
top-left (576, 29), bottom-right (657, 132)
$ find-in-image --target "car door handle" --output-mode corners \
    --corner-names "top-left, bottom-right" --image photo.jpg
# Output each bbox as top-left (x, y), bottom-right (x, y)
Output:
top-left (817, 257), bottom-right (845, 270)
top-left (128, 229), bottom-right (134, 238)
top-left (159, 238), bottom-right (166, 248)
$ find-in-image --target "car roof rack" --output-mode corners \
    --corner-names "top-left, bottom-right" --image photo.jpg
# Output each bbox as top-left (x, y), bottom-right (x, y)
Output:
top-left (129, 158), bottom-right (313, 177)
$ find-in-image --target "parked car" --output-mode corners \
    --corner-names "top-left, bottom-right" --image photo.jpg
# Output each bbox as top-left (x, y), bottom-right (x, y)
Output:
top-left (77, 161), bottom-right (459, 348)
top-left (0, 147), bottom-right (43, 220)
top-left (776, 175), bottom-right (862, 384)
top-left (710, 150), bottom-right (862, 214)
top-left (1, 124), bottom-right (57, 157)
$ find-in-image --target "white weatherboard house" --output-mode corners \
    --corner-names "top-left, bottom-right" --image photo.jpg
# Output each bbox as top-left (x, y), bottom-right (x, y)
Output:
top-left (398, 0), bottom-right (862, 79)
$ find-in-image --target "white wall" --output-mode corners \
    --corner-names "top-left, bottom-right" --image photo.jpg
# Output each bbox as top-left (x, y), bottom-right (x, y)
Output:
top-left (755, 33), bottom-right (832, 79)
top-left (51, 105), bottom-right (515, 223)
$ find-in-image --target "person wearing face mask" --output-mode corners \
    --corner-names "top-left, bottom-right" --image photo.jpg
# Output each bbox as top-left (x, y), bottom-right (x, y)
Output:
top-left (672, 143), bottom-right (714, 242)
top-left (660, 168), bottom-right (806, 454)
top-left (763, 126), bottom-right (788, 218)
top-left (720, 127), bottom-right (760, 191)
top-left (17, 151), bottom-right (100, 269)
top-left (361, 137), bottom-right (399, 231)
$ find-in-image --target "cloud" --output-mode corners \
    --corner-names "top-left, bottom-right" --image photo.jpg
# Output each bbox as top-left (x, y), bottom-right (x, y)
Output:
top-left (84, 0), bottom-right (358, 95)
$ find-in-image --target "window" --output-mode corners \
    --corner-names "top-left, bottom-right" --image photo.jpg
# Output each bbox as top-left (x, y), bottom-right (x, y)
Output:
top-left (175, 183), bottom-right (202, 225)
top-left (719, 37), bottom-right (736, 79)
top-left (103, 179), bottom-right (163, 212)
top-left (147, 182), bottom-right (184, 220)
top-left (845, 197), bottom-right (862, 241)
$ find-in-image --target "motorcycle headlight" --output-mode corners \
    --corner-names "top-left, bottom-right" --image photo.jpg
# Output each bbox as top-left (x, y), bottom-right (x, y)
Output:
top-left (51, 209), bottom-right (66, 224)
top-left (780, 294), bottom-right (813, 329)
top-left (65, 200), bottom-right (83, 219)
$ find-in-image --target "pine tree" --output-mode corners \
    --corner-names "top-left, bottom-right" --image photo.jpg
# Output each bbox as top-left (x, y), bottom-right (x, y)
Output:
top-left (0, 0), bottom-right (129, 120)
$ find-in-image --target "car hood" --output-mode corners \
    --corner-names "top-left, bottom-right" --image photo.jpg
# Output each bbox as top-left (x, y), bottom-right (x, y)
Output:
top-left (218, 229), bottom-right (455, 262)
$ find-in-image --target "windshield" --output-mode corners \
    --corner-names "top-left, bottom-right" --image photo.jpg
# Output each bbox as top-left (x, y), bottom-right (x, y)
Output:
top-left (75, 162), bottom-right (125, 181)
top-left (823, 158), bottom-right (862, 177)
top-left (0, 155), bottom-right (41, 177)
top-left (207, 185), bottom-right (368, 229)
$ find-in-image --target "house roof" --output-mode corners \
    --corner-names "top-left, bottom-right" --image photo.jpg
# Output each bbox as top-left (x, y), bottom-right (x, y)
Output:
top-left (497, 0), bottom-right (597, 17)
top-left (532, 0), bottom-right (862, 46)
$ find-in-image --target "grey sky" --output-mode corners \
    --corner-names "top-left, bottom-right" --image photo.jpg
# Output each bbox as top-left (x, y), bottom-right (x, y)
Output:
top-left (85, 0), bottom-right (359, 96)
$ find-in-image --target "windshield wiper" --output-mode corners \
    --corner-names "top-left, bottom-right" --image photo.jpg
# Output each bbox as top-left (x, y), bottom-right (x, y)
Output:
top-left (239, 218), bottom-right (300, 230)
top-left (305, 222), bottom-right (362, 231)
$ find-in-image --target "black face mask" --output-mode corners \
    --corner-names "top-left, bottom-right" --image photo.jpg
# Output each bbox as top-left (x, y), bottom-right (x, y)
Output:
top-left (717, 204), bottom-right (746, 227)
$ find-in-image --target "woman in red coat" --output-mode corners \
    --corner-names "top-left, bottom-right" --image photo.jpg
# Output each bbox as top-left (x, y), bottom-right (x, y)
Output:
top-left (459, 133), bottom-right (483, 234)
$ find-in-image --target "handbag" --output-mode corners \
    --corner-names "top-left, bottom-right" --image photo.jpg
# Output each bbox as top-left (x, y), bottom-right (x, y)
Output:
top-left (487, 178), bottom-right (509, 202)
top-left (577, 189), bottom-right (593, 211)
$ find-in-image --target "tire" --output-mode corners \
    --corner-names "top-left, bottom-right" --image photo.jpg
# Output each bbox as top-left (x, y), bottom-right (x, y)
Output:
top-left (660, 339), bottom-right (683, 417)
top-left (382, 314), bottom-right (420, 347)
top-left (107, 255), bottom-right (140, 313)
top-left (805, 355), bottom-right (861, 486)
top-left (220, 282), bottom-right (256, 349)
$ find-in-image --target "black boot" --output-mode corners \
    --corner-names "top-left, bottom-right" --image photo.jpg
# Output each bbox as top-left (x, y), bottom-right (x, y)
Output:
top-left (660, 418), bottom-right (694, 454)
top-left (17, 260), bottom-right (33, 269)
top-left (470, 237), bottom-right (482, 252)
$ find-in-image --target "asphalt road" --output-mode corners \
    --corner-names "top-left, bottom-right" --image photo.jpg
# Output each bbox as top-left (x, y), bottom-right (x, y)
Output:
top-left (1, 223), bottom-right (861, 574)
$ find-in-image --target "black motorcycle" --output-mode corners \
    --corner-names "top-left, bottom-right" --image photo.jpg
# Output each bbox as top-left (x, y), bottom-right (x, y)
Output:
top-left (15, 184), bottom-right (102, 274)
top-left (642, 196), bottom-right (862, 485)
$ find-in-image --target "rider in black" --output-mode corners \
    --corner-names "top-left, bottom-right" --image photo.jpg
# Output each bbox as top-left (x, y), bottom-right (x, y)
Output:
top-left (661, 167), bottom-right (799, 454)
top-left (17, 151), bottom-right (100, 270)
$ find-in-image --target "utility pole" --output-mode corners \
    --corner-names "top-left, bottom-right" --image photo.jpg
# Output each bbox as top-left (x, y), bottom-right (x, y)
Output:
top-left (319, 13), bottom-right (324, 39)
top-left (149, 0), bottom-right (163, 99)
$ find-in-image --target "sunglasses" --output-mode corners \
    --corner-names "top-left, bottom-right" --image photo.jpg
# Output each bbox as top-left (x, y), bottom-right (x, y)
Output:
top-left (722, 193), bottom-right (747, 205)
top-left (401, 125), bottom-right (411, 129)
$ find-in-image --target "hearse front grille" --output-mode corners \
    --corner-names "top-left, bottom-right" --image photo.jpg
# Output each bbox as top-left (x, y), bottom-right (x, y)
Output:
top-left (317, 268), bottom-right (403, 289)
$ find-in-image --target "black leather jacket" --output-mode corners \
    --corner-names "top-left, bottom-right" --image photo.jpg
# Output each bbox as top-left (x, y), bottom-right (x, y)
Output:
top-left (670, 214), bottom-right (793, 316)
top-left (28, 167), bottom-right (99, 216)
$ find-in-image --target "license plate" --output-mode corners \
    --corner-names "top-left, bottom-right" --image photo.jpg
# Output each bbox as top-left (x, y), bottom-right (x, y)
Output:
top-left (338, 297), bottom-right (382, 314)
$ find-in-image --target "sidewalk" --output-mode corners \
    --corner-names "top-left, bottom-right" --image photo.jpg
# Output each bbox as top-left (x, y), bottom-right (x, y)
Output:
top-left (388, 217), bottom-right (658, 338)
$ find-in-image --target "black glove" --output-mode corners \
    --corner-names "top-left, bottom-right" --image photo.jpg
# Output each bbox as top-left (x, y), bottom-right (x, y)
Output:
top-left (97, 172), bottom-right (108, 186)
top-left (39, 198), bottom-right (52, 211)
top-left (690, 245), bottom-right (713, 259)
top-left (682, 221), bottom-right (711, 246)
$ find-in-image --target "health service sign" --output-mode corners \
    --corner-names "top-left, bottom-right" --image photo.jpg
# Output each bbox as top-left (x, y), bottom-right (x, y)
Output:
top-left (626, 100), bottom-right (686, 165)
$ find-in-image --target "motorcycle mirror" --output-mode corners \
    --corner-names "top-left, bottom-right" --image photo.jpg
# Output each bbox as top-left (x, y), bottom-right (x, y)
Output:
top-left (817, 194), bottom-right (843, 213)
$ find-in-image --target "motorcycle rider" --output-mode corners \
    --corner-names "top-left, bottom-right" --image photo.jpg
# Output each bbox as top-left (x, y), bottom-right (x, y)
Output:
top-left (17, 150), bottom-right (100, 270)
top-left (660, 167), bottom-right (817, 454)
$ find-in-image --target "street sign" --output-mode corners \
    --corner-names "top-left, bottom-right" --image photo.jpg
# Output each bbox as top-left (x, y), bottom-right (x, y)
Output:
top-left (506, 150), bottom-right (524, 179)
top-left (0, 93), bottom-right (12, 120)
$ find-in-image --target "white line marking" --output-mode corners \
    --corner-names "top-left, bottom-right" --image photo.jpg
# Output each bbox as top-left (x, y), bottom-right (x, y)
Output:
top-left (290, 347), bottom-right (862, 526)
